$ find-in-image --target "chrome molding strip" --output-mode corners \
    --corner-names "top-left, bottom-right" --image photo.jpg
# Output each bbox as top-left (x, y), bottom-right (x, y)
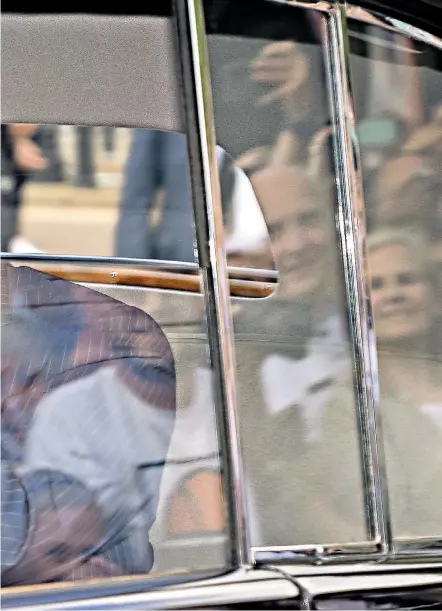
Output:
top-left (323, 2), bottom-right (392, 552)
top-left (173, 0), bottom-right (251, 567)
top-left (253, 544), bottom-right (442, 566)
top-left (395, 536), bottom-right (442, 556)
top-left (0, 252), bottom-right (200, 270)
top-left (345, 5), bottom-right (442, 51)
top-left (5, 570), bottom-right (298, 611)
top-left (253, 542), bottom-right (384, 566)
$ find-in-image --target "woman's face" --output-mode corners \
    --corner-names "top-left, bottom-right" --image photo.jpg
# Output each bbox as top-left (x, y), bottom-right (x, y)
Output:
top-left (370, 243), bottom-right (430, 344)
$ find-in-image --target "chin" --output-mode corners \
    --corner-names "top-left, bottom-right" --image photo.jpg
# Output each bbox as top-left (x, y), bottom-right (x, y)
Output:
top-left (378, 326), bottom-right (424, 346)
top-left (284, 282), bottom-right (321, 300)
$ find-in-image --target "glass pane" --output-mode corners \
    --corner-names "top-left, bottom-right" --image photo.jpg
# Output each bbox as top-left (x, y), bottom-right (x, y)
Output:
top-left (206, 0), bottom-right (367, 546)
top-left (348, 20), bottom-right (442, 538)
top-left (1, 261), bottom-right (231, 585)
top-left (1, 125), bottom-right (273, 271)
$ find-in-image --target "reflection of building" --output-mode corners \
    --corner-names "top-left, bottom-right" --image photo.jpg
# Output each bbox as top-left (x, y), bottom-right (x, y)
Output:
top-left (29, 126), bottom-right (131, 188)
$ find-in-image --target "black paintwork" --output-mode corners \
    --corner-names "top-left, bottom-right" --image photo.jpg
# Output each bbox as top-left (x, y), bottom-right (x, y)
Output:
top-left (2, 0), bottom-right (442, 38)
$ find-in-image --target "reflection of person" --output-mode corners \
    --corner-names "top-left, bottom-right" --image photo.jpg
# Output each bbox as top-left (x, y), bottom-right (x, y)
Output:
top-left (251, 166), bottom-right (334, 300)
top-left (232, 165), bottom-right (359, 545)
top-left (367, 229), bottom-right (442, 536)
top-left (368, 229), bottom-right (441, 425)
top-left (1, 124), bottom-right (46, 253)
top-left (115, 130), bottom-right (240, 262)
top-left (374, 155), bottom-right (438, 229)
top-left (1, 261), bottom-right (176, 579)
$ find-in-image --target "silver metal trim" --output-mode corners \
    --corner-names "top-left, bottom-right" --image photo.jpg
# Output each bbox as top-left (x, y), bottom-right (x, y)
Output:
top-left (253, 544), bottom-right (442, 565)
top-left (322, 3), bottom-right (392, 552)
top-left (2, 255), bottom-right (278, 283)
top-left (173, 0), bottom-right (251, 567)
top-left (296, 571), bottom-right (442, 596)
top-left (5, 569), bottom-right (297, 611)
top-left (253, 542), bottom-right (383, 566)
top-left (0, 253), bottom-right (199, 270)
top-left (395, 536), bottom-right (442, 556)
top-left (345, 6), bottom-right (442, 51)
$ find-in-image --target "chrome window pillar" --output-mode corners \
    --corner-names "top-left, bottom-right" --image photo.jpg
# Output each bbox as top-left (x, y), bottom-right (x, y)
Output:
top-left (253, 2), bottom-right (391, 564)
top-left (254, 1), bottom-right (442, 565)
top-left (322, 3), bottom-right (392, 552)
top-left (173, 0), bottom-right (251, 568)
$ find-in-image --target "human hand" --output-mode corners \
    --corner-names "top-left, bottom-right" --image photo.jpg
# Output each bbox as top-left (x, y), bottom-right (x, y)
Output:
top-left (250, 41), bottom-right (309, 120)
top-left (13, 138), bottom-right (47, 172)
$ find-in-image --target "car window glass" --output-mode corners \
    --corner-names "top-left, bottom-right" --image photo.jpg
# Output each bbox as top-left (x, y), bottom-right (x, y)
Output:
top-left (1, 261), bottom-right (235, 585)
top-left (207, 0), bottom-right (368, 547)
top-left (1, 125), bottom-right (273, 272)
top-left (348, 20), bottom-right (442, 540)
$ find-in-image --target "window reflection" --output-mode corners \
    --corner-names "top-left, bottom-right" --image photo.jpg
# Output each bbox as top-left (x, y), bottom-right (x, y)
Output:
top-left (208, 0), bottom-right (366, 547)
top-left (349, 20), bottom-right (442, 539)
top-left (0, 124), bottom-right (272, 271)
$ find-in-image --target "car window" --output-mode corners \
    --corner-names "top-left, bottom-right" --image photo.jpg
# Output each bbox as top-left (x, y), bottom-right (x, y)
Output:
top-left (207, 0), bottom-right (369, 547)
top-left (348, 20), bottom-right (442, 540)
top-left (1, 261), bottom-right (234, 585)
top-left (3, 3), bottom-right (441, 593)
top-left (1, 125), bottom-right (273, 272)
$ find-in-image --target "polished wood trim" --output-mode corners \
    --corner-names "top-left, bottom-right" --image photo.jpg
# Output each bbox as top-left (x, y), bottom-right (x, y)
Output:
top-left (9, 262), bottom-right (277, 298)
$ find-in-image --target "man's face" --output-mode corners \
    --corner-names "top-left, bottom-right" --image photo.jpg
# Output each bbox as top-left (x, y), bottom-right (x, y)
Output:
top-left (6, 506), bottom-right (105, 585)
top-left (251, 166), bottom-right (331, 300)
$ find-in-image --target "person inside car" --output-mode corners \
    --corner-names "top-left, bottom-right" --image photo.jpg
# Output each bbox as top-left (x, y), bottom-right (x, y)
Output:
top-left (1, 261), bottom-right (176, 581)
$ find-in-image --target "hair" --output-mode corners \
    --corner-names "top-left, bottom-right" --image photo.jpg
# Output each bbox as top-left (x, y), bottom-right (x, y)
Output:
top-left (367, 226), bottom-right (430, 274)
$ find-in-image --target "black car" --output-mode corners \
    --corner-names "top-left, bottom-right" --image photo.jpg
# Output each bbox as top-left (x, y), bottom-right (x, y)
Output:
top-left (2, 0), bottom-right (442, 607)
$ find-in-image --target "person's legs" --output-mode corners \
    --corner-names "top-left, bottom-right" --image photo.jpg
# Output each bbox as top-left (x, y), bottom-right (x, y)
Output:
top-left (155, 132), bottom-right (196, 262)
top-left (114, 130), bottom-right (159, 259)
top-left (1, 201), bottom-right (18, 252)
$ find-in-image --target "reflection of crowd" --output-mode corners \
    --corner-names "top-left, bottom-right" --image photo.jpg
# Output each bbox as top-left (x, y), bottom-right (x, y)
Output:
top-left (141, 16), bottom-right (441, 548)
top-left (237, 32), bottom-right (442, 542)
top-left (1, 124), bottom-right (47, 253)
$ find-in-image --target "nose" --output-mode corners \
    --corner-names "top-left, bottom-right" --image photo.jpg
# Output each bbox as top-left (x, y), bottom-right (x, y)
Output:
top-left (377, 277), bottom-right (408, 303)
top-left (287, 224), bottom-right (311, 254)
top-left (386, 293), bottom-right (406, 305)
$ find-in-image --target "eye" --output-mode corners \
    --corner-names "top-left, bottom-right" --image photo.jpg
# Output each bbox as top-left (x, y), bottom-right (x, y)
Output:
top-left (299, 211), bottom-right (320, 227)
top-left (371, 276), bottom-right (384, 291)
top-left (398, 272), bottom-right (420, 286)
